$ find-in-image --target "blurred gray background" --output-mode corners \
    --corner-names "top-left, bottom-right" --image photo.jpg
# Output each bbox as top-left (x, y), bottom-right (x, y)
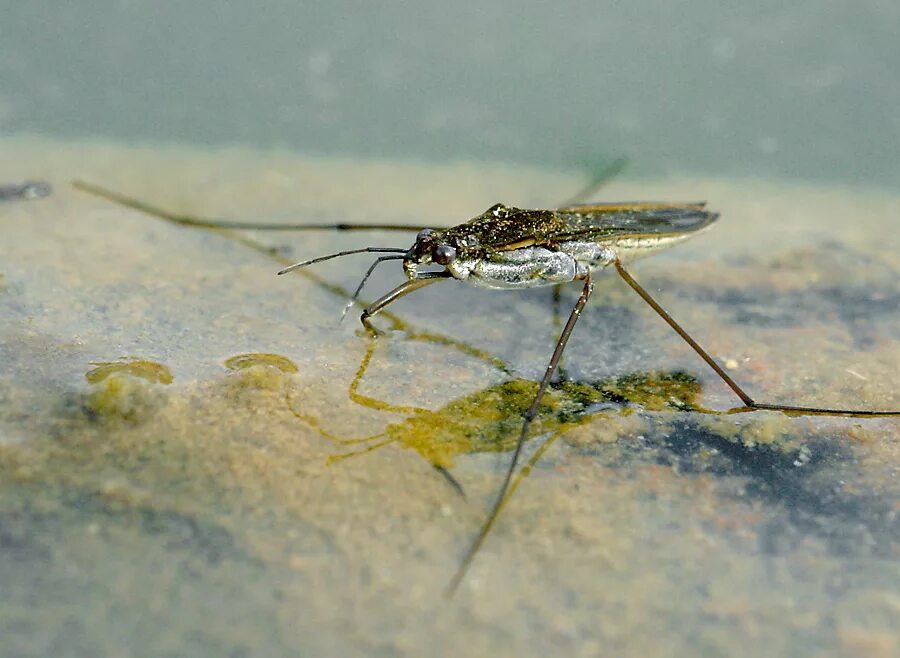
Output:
top-left (1, 0), bottom-right (898, 185)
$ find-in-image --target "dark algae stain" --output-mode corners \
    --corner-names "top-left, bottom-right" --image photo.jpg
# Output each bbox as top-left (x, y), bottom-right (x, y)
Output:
top-left (71, 492), bottom-right (249, 567)
top-left (607, 418), bottom-right (898, 558)
top-left (676, 242), bottom-right (900, 348)
top-left (0, 495), bottom-right (248, 568)
top-left (687, 283), bottom-right (899, 348)
top-left (0, 180), bottom-right (51, 202)
top-left (0, 510), bottom-right (54, 564)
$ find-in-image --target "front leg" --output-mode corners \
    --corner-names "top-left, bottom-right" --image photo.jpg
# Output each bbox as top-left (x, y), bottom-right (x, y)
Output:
top-left (360, 273), bottom-right (451, 334)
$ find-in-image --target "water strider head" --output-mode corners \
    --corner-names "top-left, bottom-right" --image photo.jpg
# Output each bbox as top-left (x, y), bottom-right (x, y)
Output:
top-left (402, 226), bottom-right (458, 279)
top-left (402, 202), bottom-right (563, 284)
top-left (401, 204), bottom-right (515, 280)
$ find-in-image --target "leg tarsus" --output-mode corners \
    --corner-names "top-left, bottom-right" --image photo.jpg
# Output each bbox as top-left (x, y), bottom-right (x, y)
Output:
top-left (614, 260), bottom-right (898, 417)
top-left (435, 466), bottom-right (467, 500)
top-left (747, 402), bottom-right (898, 417)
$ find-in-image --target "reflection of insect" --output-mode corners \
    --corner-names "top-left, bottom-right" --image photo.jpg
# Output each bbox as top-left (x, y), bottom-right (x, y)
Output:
top-left (74, 175), bottom-right (899, 595)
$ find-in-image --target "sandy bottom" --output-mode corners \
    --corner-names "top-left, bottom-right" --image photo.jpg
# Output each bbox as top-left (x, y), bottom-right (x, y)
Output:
top-left (1, 136), bottom-right (898, 658)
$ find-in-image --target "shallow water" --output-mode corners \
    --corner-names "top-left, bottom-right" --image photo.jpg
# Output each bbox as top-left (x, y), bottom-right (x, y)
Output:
top-left (1, 136), bottom-right (898, 657)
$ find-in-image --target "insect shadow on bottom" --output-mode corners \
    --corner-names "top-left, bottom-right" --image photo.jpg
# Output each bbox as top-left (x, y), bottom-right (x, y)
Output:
top-left (288, 334), bottom-right (843, 537)
top-left (287, 336), bottom-right (717, 499)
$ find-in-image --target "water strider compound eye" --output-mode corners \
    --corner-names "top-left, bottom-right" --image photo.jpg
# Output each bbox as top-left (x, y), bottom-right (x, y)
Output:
top-left (433, 243), bottom-right (457, 265)
top-left (416, 228), bottom-right (436, 242)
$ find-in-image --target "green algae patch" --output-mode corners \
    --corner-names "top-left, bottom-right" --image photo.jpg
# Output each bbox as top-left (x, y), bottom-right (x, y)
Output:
top-left (697, 412), bottom-right (800, 453)
top-left (221, 353), bottom-right (299, 396)
top-left (84, 373), bottom-right (168, 423)
top-left (557, 370), bottom-right (706, 415)
top-left (378, 379), bottom-right (564, 470)
top-left (82, 359), bottom-right (173, 423)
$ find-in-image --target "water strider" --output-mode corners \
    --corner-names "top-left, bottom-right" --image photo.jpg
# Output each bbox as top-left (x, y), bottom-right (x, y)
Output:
top-left (73, 175), bottom-right (899, 595)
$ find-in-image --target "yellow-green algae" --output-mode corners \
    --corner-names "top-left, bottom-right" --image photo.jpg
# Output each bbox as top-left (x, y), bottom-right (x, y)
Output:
top-left (85, 358), bottom-right (174, 385)
top-left (221, 352), bottom-right (300, 395)
top-left (83, 358), bottom-right (173, 423)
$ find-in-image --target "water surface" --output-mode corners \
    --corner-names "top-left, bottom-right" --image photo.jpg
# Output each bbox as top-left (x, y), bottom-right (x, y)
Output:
top-left (1, 136), bottom-right (898, 657)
